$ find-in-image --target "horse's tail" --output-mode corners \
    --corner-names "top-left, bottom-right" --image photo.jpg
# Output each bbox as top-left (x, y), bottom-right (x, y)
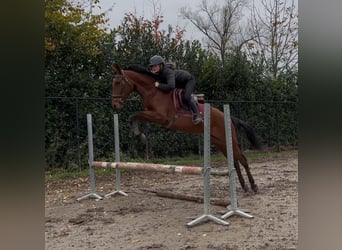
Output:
top-left (231, 116), bottom-right (263, 150)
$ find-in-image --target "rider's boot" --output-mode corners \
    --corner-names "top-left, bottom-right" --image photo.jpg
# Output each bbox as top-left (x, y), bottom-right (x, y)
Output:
top-left (189, 100), bottom-right (202, 125)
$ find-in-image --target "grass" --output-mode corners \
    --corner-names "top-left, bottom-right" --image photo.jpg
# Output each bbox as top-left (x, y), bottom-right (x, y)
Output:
top-left (46, 149), bottom-right (297, 181)
top-left (45, 167), bottom-right (119, 181)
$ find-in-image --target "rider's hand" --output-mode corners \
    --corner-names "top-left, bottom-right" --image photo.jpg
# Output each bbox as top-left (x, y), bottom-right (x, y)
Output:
top-left (154, 81), bottom-right (160, 87)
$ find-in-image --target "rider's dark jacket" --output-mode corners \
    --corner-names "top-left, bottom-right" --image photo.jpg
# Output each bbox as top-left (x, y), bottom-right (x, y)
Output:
top-left (155, 65), bottom-right (195, 91)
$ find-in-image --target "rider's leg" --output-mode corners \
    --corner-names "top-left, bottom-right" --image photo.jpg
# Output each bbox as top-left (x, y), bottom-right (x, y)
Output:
top-left (183, 80), bottom-right (202, 125)
top-left (188, 99), bottom-right (202, 124)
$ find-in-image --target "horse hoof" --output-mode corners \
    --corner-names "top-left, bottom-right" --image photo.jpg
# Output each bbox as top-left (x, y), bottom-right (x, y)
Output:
top-left (252, 184), bottom-right (259, 193)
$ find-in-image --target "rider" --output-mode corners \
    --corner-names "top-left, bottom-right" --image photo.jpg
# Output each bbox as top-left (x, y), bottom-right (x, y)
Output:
top-left (149, 55), bottom-right (203, 125)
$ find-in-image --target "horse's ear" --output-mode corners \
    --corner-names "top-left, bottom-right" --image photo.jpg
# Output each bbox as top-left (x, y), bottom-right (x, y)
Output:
top-left (112, 64), bottom-right (123, 75)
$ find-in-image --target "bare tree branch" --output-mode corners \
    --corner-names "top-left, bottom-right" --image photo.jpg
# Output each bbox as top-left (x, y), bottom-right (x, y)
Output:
top-left (245, 0), bottom-right (298, 79)
top-left (180, 0), bottom-right (249, 63)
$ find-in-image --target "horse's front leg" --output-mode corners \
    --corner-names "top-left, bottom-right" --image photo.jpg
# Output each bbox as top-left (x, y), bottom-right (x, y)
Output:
top-left (129, 111), bottom-right (168, 144)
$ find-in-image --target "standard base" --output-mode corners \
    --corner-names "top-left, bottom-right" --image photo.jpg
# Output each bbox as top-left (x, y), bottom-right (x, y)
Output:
top-left (76, 192), bottom-right (103, 201)
top-left (104, 190), bottom-right (128, 198)
top-left (187, 214), bottom-right (229, 227)
top-left (221, 209), bottom-right (254, 219)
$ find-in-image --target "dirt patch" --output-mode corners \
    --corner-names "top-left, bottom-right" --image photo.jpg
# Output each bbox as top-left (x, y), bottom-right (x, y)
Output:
top-left (45, 151), bottom-right (298, 249)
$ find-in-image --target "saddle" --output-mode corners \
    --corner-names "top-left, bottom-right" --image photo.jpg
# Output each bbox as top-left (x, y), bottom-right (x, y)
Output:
top-left (172, 89), bottom-right (204, 115)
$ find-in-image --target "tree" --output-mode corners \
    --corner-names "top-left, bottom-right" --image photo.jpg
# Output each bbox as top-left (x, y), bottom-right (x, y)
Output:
top-left (45, 0), bottom-right (112, 169)
top-left (45, 0), bottom-right (110, 97)
top-left (245, 0), bottom-right (298, 80)
top-left (180, 0), bottom-right (250, 63)
top-left (111, 13), bottom-right (202, 68)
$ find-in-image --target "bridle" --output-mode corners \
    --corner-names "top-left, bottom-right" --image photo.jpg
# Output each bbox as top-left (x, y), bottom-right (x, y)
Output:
top-left (111, 73), bottom-right (132, 100)
top-left (112, 70), bottom-right (158, 101)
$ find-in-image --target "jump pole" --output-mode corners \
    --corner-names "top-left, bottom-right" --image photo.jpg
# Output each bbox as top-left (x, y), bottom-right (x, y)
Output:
top-left (104, 113), bottom-right (128, 197)
top-left (221, 104), bottom-right (253, 219)
top-left (93, 161), bottom-right (204, 174)
top-left (76, 114), bottom-right (102, 201)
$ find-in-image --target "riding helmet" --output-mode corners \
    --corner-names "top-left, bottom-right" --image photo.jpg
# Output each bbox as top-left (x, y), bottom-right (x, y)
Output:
top-left (149, 55), bottom-right (165, 66)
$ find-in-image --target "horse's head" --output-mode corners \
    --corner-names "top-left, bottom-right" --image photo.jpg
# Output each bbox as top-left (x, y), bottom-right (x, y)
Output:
top-left (111, 64), bottom-right (135, 110)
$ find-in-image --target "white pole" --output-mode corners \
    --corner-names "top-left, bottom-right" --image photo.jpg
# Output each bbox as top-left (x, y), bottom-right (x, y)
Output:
top-left (105, 114), bottom-right (127, 197)
top-left (221, 105), bottom-right (253, 219)
top-left (77, 114), bottom-right (102, 201)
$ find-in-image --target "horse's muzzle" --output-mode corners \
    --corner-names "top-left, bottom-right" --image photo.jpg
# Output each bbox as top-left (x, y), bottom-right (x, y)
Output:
top-left (112, 98), bottom-right (124, 110)
top-left (112, 101), bottom-right (123, 110)
top-left (111, 95), bottom-right (124, 110)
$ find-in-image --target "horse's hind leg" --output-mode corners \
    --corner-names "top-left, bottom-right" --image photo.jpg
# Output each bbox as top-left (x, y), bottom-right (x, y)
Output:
top-left (234, 160), bottom-right (249, 192)
top-left (239, 153), bottom-right (258, 193)
top-left (211, 136), bottom-right (249, 192)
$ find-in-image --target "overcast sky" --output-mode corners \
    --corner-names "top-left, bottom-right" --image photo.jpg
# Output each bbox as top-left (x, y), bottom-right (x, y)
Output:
top-left (94, 0), bottom-right (230, 41)
top-left (93, 0), bottom-right (297, 42)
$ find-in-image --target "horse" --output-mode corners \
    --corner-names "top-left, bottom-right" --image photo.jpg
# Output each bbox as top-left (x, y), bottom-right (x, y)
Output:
top-left (111, 64), bottom-right (262, 193)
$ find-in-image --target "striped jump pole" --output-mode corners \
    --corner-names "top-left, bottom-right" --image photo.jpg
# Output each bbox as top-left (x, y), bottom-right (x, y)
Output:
top-left (92, 161), bottom-right (204, 175)
top-left (221, 104), bottom-right (253, 220)
top-left (92, 161), bottom-right (228, 176)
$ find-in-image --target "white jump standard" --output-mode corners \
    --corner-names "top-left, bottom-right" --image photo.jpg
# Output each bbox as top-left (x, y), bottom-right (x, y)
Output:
top-left (76, 114), bottom-right (103, 201)
top-left (221, 104), bottom-right (254, 219)
top-left (104, 114), bottom-right (128, 198)
top-left (186, 103), bottom-right (228, 226)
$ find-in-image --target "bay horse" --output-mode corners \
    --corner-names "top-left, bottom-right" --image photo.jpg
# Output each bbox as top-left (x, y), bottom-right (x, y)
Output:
top-left (111, 64), bottom-right (262, 193)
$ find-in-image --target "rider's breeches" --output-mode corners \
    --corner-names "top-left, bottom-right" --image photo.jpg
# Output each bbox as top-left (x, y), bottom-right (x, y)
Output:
top-left (182, 79), bottom-right (196, 108)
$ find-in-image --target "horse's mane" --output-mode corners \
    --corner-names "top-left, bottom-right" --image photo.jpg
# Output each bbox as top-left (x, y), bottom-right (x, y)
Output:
top-left (127, 65), bottom-right (159, 80)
